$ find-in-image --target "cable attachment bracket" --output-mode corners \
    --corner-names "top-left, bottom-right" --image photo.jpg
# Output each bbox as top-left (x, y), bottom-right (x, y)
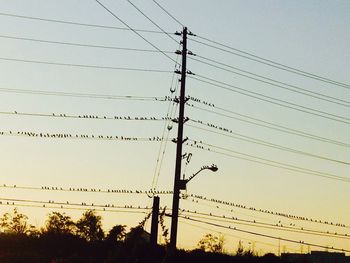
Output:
top-left (187, 51), bottom-right (196, 56)
top-left (172, 136), bottom-right (188, 144)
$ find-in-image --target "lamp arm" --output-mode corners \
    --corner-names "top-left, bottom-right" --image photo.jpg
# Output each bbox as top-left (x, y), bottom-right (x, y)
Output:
top-left (186, 167), bottom-right (205, 183)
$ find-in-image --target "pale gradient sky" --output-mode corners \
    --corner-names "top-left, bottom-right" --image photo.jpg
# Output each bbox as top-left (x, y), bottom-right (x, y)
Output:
top-left (0, 0), bottom-right (349, 254)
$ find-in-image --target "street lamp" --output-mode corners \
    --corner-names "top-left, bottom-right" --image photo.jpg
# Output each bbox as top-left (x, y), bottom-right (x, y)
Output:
top-left (179, 164), bottom-right (218, 190)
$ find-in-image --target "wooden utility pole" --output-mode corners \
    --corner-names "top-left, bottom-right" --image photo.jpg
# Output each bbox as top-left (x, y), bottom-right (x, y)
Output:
top-left (150, 196), bottom-right (160, 247)
top-left (169, 27), bottom-right (188, 254)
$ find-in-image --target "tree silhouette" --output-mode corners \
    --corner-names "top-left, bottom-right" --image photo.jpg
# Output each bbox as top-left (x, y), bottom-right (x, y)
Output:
top-left (197, 233), bottom-right (225, 253)
top-left (76, 210), bottom-right (104, 242)
top-left (106, 224), bottom-right (126, 243)
top-left (0, 208), bottom-right (34, 234)
top-left (44, 211), bottom-right (76, 235)
top-left (0, 208), bottom-right (289, 262)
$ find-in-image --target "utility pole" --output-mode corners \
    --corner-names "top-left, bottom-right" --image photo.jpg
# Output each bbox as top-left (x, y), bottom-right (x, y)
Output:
top-left (169, 27), bottom-right (188, 254)
top-left (150, 196), bottom-right (160, 247)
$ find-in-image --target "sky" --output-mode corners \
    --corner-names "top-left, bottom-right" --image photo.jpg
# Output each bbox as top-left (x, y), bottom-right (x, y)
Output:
top-left (0, 0), bottom-right (350, 255)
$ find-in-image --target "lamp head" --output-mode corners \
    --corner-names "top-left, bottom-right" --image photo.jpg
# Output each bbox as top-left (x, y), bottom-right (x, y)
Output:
top-left (208, 164), bottom-right (218, 172)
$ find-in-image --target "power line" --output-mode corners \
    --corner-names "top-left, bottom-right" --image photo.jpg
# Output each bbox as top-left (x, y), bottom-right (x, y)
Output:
top-left (191, 36), bottom-right (350, 90)
top-left (0, 12), bottom-right (171, 34)
top-left (0, 57), bottom-right (173, 72)
top-left (0, 87), bottom-right (172, 101)
top-left (188, 194), bottom-right (349, 228)
top-left (179, 218), bottom-right (293, 251)
top-left (188, 121), bottom-right (350, 165)
top-left (0, 201), bottom-right (149, 214)
top-left (186, 194), bottom-right (283, 224)
top-left (151, 91), bottom-right (178, 191)
top-left (0, 130), bottom-right (167, 142)
top-left (0, 110), bottom-right (171, 122)
top-left (127, 0), bottom-right (179, 44)
top-left (152, 0), bottom-right (184, 27)
top-left (179, 216), bottom-right (350, 253)
top-left (186, 140), bottom-right (350, 182)
top-left (180, 209), bottom-right (350, 240)
top-left (146, 27), bottom-right (182, 193)
top-left (94, 0), bottom-right (179, 65)
top-left (10, 180), bottom-right (344, 238)
top-left (3, 180), bottom-right (348, 231)
top-left (1, 11), bottom-right (348, 90)
top-left (0, 183), bottom-right (173, 195)
top-left (191, 75), bottom-right (350, 125)
top-left (1, 180), bottom-right (348, 230)
top-left (0, 197), bottom-right (150, 213)
top-left (0, 34), bottom-right (174, 53)
top-left (151, 54), bottom-right (181, 191)
top-left (187, 103), bottom-right (350, 148)
top-left (190, 55), bottom-right (350, 108)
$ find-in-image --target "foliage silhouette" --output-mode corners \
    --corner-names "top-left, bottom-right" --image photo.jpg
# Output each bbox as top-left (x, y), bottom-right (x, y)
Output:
top-left (76, 210), bottom-right (105, 242)
top-left (0, 208), bottom-right (34, 235)
top-left (197, 233), bottom-right (225, 253)
top-left (0, 208), bottom-right (290, 263)
top-left (106, 224), bottom-right (126, 244)
top-left (44, 211), bottom-right (76, 235)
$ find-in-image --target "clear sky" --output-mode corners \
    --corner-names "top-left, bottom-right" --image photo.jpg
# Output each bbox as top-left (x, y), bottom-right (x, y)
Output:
top-left (0, 0), bottom-right (349, 255)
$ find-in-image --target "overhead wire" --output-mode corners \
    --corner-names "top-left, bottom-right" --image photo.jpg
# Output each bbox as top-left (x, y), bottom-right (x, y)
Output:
top-left (184, 194), bottom-right (281, 224)
top-left (151, 0), bottom-right (184, 27)
top-left (1, 182), bottom-right (348, 230)
top-left (186, 197), bottom-right (350, 239)
top-left (0, 110), bottom-right (171, 121)
top-left (146, 0), bottom-right (350, 92)
top-left (151, 52), bottom-right (181, 191)
top-left (179, 216), bottom-right (350, 253)
top-left (0, 87), bottom-right (172, 102)
top-left (0, 57), bottom-right (173, 73)
top-left (187, 121), bottom-right (350, 165)
top-left (190, 75), bottom-right (350, 125)
top-left (150, 45), bottom-right (181, 190)
top-left (188, 194), bottom-right (349, 228)
top-left (94, 0), bottom-right (182, 191)
top-left (0, 12), bottom-right (171, 34)
top-left (189, 55), bottom-right (350, 108)
top-left (0, 201), bottom-right (149, 215)
top-left (126, 0), bottom-right (179, 44)
top-left (0, 184), bottom-right (173, 195)
top-left (190, 36), bottom-right (350, 90)
top-left (186, 140), bottom-right (350, 182)
top-left (6, 182), bottom-right (347, 232)
top-left (179, 209), bottom-right (350, 240)
top-left (152, 90), bottom-right (179, 190)
top-left (0, 34), bottom-right (173, 53)
top-left (120, 1), bottom-right (185, 191)
top-left (94, 0), bottom-right (179, 65)
top-left (4, 11), bottom-right (346, 89)
top-left (179, 219), bottom-right (293, 252)
top-left (0, 130), bottom-right (167, 142)
top-left (186, 103), bottom-right (350, 148)
top-left (0, 197), bottom-right (150, 214)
